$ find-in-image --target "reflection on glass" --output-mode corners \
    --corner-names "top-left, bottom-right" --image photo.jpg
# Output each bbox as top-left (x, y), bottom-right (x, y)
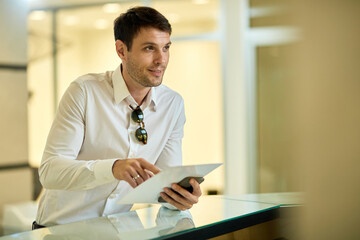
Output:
top-left (156, 207), bottom-right (195, 236)
top-left (1, 196), bottom-right (284, 239)
top-left (109, 206), bottom-right (194, 239)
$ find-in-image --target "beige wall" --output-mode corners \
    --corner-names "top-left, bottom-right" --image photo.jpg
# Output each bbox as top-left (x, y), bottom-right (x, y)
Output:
top-left (253, 1), bottom-right (360, 237)
top-left (293, 1), bottom-right (360, 239)
top-left (257, 44), bottom-right (301, 193)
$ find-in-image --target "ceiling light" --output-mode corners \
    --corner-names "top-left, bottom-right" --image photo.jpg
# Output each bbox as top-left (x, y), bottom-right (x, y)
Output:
top-left (103, 3), bottom-right (121, 13)
top-left (192, 0), bottom-right (210, 5)
top-left (29, 10), bottom-right (46, 21)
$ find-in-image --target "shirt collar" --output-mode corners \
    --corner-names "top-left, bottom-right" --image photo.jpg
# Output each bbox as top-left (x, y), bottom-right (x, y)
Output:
top-left (112, 65), bottom-right (130, 104)
top-left (143, 86), bottom-right (158, 111)
top-left (112, 65), bottom-right (158, 111)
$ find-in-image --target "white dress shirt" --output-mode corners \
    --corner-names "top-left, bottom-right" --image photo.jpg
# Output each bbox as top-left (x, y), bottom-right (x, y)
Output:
top-left (36, 65), bottom-right (185, 226)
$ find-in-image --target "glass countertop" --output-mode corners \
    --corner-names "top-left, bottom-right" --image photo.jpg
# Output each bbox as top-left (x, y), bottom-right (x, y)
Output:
top-left (223, 192), bottom-right (304, 206)
top-left (0, 195), bottom-right (284, 240)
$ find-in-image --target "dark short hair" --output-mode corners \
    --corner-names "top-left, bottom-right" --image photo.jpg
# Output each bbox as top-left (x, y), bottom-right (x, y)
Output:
top-left (114, 6), bottom-right (172, 50)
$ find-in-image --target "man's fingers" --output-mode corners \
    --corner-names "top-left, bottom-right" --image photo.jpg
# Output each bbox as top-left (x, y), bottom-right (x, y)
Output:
top-left (171, 183), bottom-right (199, 204)
top-left (144, 169), bottom-right (155, 178)
top-left (138, 158), bottom-right (161, 174)
top-left (123, 172), bottom-right (137, 188)
top-left (189, 178), bottom-right (202, 197)
top-left (131, 163), bottom-right (148, 182)
top-left (112, 158), bottom-right (161, 188)
top-left (160, 179), bottom-right (202, 210)
top-left (165, 187), bottom-right (193, 207)
top-left (160, 191), bottom-right (191, 211)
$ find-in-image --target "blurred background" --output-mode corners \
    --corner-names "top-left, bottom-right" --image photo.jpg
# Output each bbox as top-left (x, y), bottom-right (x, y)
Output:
top-left (0, 0), bottom-right (359, 238)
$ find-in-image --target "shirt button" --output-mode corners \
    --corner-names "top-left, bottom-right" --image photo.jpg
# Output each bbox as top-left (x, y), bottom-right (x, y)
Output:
top-left (109, 194), bottom-right (116, 199)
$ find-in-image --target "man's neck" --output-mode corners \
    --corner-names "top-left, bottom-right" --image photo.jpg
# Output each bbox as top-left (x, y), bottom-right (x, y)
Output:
top-left (130, 87), bottom-right (151, 106)
top-left (121, 64), bottom-right (151, 106)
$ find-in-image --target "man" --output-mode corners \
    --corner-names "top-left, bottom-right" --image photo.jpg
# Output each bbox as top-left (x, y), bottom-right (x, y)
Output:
top-left (34, 6), bottom-right (201, 228)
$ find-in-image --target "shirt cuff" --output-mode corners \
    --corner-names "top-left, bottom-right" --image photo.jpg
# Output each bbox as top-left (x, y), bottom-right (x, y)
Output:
top-left (93, 159), bottom-right (118, 183)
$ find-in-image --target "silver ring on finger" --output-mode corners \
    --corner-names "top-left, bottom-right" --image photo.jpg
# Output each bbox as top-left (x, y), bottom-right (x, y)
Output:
top-left (132, 174), bottom-right (140, 181)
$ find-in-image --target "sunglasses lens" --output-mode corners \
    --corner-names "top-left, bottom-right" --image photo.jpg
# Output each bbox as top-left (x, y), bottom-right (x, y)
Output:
top-left (135, 128), bottom-right (147, 144)
top-left (131, 107), bottom-right (144, 123)
top-left (130, 106), bottom-right (147, 144)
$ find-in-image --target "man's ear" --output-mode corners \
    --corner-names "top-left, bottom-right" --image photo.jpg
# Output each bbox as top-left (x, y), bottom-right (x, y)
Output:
top-left (115, 40), bottom-right (127, 60)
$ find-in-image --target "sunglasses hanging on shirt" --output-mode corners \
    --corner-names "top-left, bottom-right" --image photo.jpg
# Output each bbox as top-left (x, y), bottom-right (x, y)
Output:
top-left (129, 105), bottom-right (148, 144)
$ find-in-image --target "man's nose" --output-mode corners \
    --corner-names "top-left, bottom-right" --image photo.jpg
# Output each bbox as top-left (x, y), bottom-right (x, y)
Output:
top-left (154, 51), bottom-right (167, 65)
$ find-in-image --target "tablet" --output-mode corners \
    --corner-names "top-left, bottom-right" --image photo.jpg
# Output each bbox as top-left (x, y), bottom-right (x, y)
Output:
top-left (117, 163), bottom-right (222, 204)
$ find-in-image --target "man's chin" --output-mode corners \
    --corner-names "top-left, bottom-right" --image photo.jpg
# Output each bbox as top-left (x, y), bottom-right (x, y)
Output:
top-left (152, 81), bottom-right (163, 87)
top-left (145, 77), bottom-right (163, 87)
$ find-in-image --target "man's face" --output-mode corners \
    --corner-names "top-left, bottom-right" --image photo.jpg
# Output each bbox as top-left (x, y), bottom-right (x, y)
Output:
top-left (122, 27), bottom-right (171, 88)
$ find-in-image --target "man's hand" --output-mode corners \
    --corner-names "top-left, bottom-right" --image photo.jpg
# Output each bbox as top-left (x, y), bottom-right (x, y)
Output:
top-left (112, 158), bottom-right (160, 188)
top-left (159, 178), bottom-right (202, 211)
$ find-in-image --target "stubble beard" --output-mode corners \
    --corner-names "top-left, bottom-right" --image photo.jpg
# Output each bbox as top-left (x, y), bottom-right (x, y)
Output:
top-left (126, 57), bottom-right (165, 88)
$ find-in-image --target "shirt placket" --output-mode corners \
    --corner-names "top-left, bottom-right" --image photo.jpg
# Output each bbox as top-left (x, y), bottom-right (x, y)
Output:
top-left (103, 105), bottom-right (140, 216)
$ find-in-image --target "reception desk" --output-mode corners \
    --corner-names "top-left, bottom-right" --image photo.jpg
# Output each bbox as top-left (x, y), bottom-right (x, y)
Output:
top-left (0, 193), bottom-right (302, 240)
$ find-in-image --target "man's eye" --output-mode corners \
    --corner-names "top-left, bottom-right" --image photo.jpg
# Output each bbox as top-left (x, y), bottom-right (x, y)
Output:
top-left (164, 45), bottom-right (170, 51)
top-left (145, 46), bottom-right (154, 51)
